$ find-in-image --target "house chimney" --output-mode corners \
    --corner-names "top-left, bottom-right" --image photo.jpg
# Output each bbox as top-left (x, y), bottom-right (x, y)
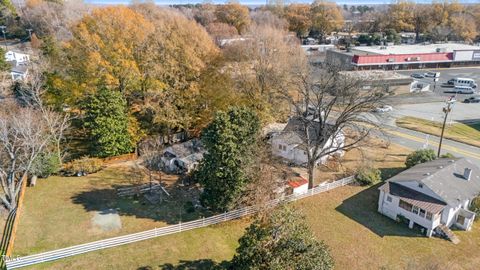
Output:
top-left (464, 168), bottom-right (472, 181)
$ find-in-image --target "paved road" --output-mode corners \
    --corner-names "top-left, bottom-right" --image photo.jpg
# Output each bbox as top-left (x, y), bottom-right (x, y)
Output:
top-left (380, 125), bottom-right (480, 167)
top-left (393, 102), bottom-right (480, 122)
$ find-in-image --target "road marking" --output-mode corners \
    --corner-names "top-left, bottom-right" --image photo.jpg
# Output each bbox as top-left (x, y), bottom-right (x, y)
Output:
top-left (385, 129), bottom-right (480, 160)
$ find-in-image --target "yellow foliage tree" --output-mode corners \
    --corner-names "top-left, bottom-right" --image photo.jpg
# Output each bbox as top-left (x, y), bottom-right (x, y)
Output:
top-left (387, 0), bottom-right (415, 32)
top-left (65, 6), bottom-right (155, 96)
top-left (284, 4), bottom-right (312, 38)
top-left (310, 0), bottom-right (344, 40)
top-left (215, 2), bottom-right (251, 34)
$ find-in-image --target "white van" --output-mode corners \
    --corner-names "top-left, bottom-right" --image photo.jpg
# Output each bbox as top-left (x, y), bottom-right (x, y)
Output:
top-left (453, 78), bottom-right (477, 88)
top-left (453, 86), bottom-right (474, 94)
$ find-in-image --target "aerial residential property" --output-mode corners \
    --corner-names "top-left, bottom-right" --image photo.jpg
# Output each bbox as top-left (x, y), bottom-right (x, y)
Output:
top-left (378, 158), bottom-right (480, 239)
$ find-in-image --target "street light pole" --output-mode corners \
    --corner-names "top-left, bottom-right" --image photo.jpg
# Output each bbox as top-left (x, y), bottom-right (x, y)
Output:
top-left (0, 26), bottom-right (7, 51)
top-left (437, 98), bottom-right (455, 157)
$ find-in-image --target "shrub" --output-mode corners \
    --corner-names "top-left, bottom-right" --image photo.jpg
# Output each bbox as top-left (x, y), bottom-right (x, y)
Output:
top-left (440, 152), bottom-right (455, 159)
top-left (470, 196), bottom-right (480, 220)
top-left (184, 201), bottom-right (195, 213)
top-left (405, 149), bottom-right (436, 168)
top-left (356, 167), bottom-right (382, 186)
top-left (64, 156), bottom-right (104, 176)
top-left (31, 152), bottom-right (61, 178)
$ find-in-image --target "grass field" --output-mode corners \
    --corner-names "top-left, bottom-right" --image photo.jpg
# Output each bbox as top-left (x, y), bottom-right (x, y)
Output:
top-left (396, 116), bottom-right (480, 148)
top-left (21, 185), bottom-right (480, 270)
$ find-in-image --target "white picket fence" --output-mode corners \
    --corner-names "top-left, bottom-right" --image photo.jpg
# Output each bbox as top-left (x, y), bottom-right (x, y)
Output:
top-left (6, 176), bottom-right (354, 269)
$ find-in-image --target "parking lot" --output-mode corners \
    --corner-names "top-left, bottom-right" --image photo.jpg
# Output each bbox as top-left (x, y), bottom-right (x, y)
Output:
top-left (397, 67), bottom-right (480, 99)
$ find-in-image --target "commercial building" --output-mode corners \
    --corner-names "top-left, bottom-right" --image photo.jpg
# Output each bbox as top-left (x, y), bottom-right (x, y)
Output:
top-left (326, 43), bottom-right (480, 70)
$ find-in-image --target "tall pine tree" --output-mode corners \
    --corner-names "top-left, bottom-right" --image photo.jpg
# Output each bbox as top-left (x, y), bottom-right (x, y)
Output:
top-left (82, 87), bottom-right (133, 157)
top-left (195, 107), bottom-right (260, 212)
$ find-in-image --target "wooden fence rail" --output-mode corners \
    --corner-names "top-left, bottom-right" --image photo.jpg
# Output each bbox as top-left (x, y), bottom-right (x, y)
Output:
top-left (6, 176), bottom-right (354, 269)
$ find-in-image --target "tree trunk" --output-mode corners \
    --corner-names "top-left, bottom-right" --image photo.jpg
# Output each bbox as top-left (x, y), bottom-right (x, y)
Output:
top-left (307, 162), bottom-right (315, 189)
top-left (30, 175), bottom-right (38, 187)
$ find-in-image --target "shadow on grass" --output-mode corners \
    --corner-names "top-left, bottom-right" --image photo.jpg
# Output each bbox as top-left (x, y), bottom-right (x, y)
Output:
top-left (335, 183), bottom-right (424, 238)
top-left (152, 259), bottom-right (229, 270)
top-left (70, 183), bottom-right (211, 224)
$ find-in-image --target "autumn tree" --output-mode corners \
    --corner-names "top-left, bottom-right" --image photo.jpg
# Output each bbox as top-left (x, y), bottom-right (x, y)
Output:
top-left (231, 204), bottom-right (334, 270)
top-left (449, 14), bottom-right (477, 42)
top-left (131, 4), bottom-right (219, 136)
top-left (195, 107), bottom-right (260, 212)
top-left (64, 6), bottom-right (154, 97)
top-left (215, 2), bottom-right (251, 34)
top-left (387, 0), bottom-right (415, 32)
top-left (250, 9), bottom-right (287, 30)
top-left (310, 0), bottom-right (344, 41)
top-left (284, 4), bottom-right (312, 38)
top-left (223, 25), bottom-right (306, 124)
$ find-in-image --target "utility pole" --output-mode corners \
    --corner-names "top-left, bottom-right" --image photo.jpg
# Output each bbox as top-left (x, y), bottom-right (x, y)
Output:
top-left (0, 26), bottom-right (7, 51)
top-left (27, 29), bottom-right (33, 41)
top-left (437, 97), bottom-right (455, 157)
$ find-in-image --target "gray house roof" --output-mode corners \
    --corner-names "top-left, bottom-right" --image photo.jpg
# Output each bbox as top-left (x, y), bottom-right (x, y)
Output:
top-left (278, 117), bottom-right (335, 146)
top-left (387, 158), bottom-right (480, 206)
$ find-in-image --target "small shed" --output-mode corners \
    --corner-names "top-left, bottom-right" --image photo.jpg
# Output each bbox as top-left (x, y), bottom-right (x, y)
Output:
top-left (287, 176), bottom-right (309, 196)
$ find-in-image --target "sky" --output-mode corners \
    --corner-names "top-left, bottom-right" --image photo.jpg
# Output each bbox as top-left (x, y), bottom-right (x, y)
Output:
top-left (85, 0), bottom-right (480, 5)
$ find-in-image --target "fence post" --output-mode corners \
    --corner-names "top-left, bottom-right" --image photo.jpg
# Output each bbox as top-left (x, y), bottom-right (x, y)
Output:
top-left (154, 227), bottom-right (157, 237)
top-left (202, 217), bottom-right (205, 227)
top-left (179, 221), bottom-right (182, 232)
top-left (224, 212), bottom-right (227, 222)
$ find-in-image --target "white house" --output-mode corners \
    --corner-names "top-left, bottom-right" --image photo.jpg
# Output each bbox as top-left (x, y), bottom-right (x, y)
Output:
top-left (159, 139), bottom-right (205, 174)
top-left (378, 158), bottom-right (480, 238)
top-left (5, 50), bottom-right (30, 81)
top-left (5, 51), bottom-right (30, 64)
top-left (271, 117), bottom-right (345, 166)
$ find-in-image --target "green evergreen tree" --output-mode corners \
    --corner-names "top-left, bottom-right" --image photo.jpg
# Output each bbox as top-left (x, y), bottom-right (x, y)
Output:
top-left (231, 205), bottom-right (334, 270)
top-left (82, 87), bottom-right (133, 157)
top-left (0, 47), bottom-right (10, 72)
top-left (195, 107), bottom-right (260, 212)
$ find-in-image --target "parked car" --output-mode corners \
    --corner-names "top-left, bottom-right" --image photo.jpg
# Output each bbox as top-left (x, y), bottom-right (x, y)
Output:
top-left (464, 96), bottom-right (480, 103)
top-left (447, 78), bottom-right (455, 85)
top-left (373, 105), bottom-right (393, 113)
top-left (424, 72), bottom-right (439, 78)
top-left (444, 86), bottom-right (475, 94)
top-left (411, 73), bottom-right (425, 79)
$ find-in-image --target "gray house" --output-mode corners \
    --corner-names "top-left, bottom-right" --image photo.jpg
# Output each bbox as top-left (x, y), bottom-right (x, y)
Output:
top-left (378, 158), bottom-right (480, 238)
top-left (159, 139), bottom-right (205, 174)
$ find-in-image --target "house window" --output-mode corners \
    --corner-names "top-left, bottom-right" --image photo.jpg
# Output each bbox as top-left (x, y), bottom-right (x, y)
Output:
top-left (399, 200), bottom-right (413, 212)
top-left (278, 144), bottom-right (282, 150)
top-left (283, 145), bottom-right (287, 151)
top-left (426, 212), bottom-right (432, 221)
top-left (419, 209), bottom-right (426, 218)
top-left (412, 206), bottom-right (419, 214)
top-left (418, 183), bottom-right (423, 188)
top-left (386, 196), bottom-right (392, 202)
top-left (457, 215), bottom-right (465, 225)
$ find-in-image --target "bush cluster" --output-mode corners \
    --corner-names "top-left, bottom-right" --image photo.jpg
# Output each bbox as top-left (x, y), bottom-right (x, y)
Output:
top-left (470, 196), bottom-right (480, 220)
top-left (64, 157), bottom-right (104, 176)
top-left (356, 167), bottom-right (382, 186)
top-left (405, 149), bottom-right (437, 168)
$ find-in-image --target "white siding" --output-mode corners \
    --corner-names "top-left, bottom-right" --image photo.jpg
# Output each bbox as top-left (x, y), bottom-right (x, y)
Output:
top-left (454, 50), bottom-right (474, 61)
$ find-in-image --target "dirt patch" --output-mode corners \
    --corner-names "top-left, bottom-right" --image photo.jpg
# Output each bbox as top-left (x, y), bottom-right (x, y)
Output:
top-left (91, 209), bottom-right (122, 232)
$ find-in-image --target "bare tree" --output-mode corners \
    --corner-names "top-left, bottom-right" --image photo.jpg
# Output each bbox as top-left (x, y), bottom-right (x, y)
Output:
top-left (16, 62), bottom-right (70, 165)
top-left (0, 102), bottom-right (52, 211)
top-left (283, 65), bottom-right (390, 188)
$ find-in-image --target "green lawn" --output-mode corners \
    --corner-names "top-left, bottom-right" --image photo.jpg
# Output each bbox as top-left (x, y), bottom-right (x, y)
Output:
top-left (396, 116), bottom-right (480, 148)
top-left (13, 166), bottom-right (205, 256)
top-left (19, 184), bottom-right (480, 270)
